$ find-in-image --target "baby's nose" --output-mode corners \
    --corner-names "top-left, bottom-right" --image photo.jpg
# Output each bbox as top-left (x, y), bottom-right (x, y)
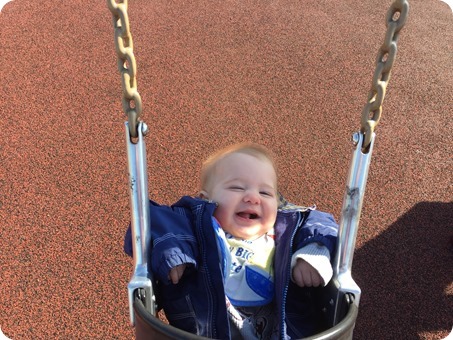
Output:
top-left (244, 191), bottom-right (260, 204)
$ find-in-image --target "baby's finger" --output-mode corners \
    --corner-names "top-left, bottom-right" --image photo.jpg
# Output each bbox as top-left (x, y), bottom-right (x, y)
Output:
top-left (169, 268), bottom-right (180, 284)
top-left (293, 268), bottom-right (304, 287)
top-left (170, 264), bottom-right (187, 284)
top-left (176, 264), bottom-right (186, 277)
top-left (303, 270), bottom-right (313, 287)
top-left (310, 271), bottom-right (321, 287)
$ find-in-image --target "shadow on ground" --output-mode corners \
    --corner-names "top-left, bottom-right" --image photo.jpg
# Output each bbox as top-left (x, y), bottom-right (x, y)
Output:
top-left (353, 201), bottom-right (452, 339)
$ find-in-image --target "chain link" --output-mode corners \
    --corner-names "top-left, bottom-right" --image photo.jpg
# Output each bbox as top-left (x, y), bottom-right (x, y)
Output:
top-left (360, 0), bottom-right (409, 151)
top-left (107, 0), bottom-right (142, 138)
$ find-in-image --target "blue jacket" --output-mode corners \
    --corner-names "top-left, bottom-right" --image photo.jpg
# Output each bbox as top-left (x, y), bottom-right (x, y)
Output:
top-left (124, 196), bottom-right (338, 339)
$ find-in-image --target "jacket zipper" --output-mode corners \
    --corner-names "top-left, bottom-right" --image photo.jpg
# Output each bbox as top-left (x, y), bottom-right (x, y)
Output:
top-left (280, 213), bottom-right (303, 339)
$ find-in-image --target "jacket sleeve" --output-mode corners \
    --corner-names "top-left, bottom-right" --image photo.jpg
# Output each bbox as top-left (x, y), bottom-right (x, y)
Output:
top-left (123, 200), bottom-right (199, 284)
top-left (293, 209), bottom-right (338, 258)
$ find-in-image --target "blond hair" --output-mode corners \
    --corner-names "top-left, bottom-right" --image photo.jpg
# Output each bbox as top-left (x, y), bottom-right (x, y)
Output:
top-left (200, 143), bottom-right (277, 193)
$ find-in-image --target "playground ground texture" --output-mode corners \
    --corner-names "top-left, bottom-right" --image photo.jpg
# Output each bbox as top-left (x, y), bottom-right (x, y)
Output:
top-left (1, 0), bottom-right (452, 339)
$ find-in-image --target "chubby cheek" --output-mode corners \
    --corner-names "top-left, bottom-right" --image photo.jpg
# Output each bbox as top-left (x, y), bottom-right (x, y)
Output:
top-left (214, 207), bottom-right (240, 236)
top-left (265, 211), bottom-right (278, 230)
top-left (261, 222), bottom-right (275, 236)
top-left (213, 207), bottom-right (227, 226)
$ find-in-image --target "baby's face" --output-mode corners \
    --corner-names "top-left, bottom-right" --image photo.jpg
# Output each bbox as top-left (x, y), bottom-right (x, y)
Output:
top-left (207, 153), bottom-right (278, 240)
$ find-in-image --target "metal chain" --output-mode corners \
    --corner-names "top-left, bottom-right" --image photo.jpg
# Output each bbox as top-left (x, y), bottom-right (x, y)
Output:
top-left (107, 0), bottom-right (143, 138)
top-left (105, 0), bottom-right (408, 143)
top-left (360, 0), bottom-right (409, 151)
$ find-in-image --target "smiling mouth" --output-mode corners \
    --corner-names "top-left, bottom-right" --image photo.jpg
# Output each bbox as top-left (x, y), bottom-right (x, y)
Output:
top-left (237, 212), bottom-right (259, 219)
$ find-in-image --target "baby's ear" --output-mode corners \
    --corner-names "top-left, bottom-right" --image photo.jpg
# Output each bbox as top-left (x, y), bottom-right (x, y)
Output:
top-left (199, 190), bottom-right (209, 199)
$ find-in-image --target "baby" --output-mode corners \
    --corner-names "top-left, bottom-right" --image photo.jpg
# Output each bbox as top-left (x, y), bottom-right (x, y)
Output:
top-left (124, 143), bottom-right (338, 339)
top-left (170, 143), bottom-right (334, 338)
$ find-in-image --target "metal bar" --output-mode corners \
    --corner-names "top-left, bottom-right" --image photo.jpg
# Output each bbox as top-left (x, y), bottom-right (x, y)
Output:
top-left (331, 132), bottom-right (375, 324)
top-left (125, 122), bottom-right (154, 326)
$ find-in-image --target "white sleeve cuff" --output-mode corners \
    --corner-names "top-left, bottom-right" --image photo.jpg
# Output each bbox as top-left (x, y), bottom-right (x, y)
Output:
top-left (291, 243), bottom-right (333, 286)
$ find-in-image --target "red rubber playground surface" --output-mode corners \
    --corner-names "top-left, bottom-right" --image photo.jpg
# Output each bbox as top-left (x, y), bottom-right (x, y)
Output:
top-left (1, 0), bottom-right (452, 339)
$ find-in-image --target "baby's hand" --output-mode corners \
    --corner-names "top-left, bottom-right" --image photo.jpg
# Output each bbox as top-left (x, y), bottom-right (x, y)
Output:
top-left (169, 264), bottom-right (187, 284)
top-left (292, 259), bottom-right (324, 287)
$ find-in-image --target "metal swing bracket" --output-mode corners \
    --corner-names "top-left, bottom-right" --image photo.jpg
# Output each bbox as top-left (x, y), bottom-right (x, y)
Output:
top-left (126, 121), bottom-right (156, 326)
top-left (329, 132), bottom-right (375, 324)
top-left (320, 133), bottom-right (375, 329)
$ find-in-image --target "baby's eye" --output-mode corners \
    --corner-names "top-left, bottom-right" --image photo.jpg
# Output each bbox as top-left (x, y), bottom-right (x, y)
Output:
top-left (229, 186), bottom-right (244, 191)
top-left (260, 191), bottom-right (274, 197)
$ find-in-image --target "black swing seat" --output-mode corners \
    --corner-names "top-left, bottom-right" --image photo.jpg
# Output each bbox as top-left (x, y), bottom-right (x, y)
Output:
top-left (132, 283), bottom-right (359, 340)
